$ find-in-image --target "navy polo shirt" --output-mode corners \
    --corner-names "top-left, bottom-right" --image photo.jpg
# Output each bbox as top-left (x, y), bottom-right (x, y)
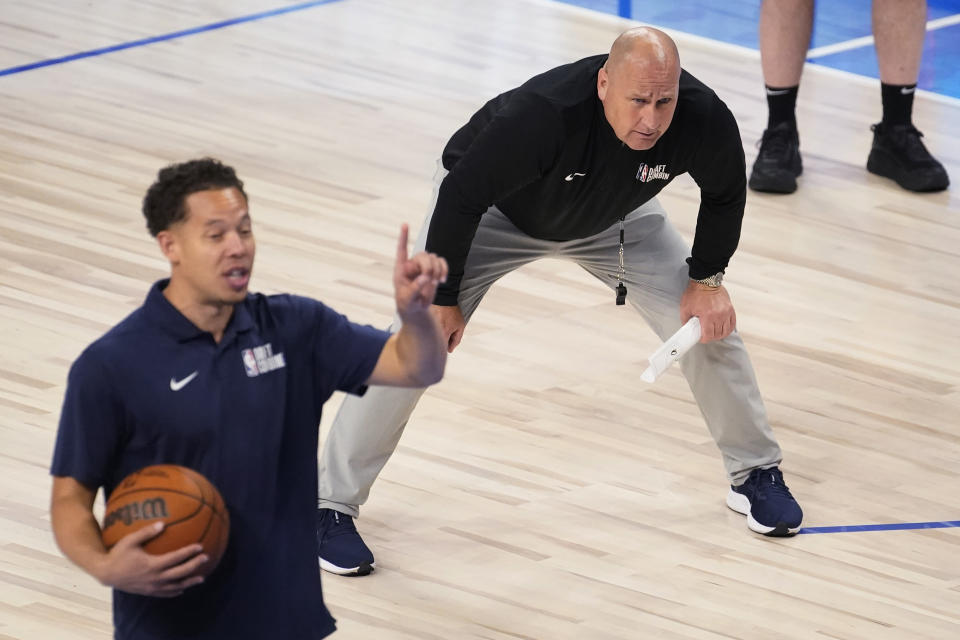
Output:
top-left (51, 280), bottom-right (390, 640)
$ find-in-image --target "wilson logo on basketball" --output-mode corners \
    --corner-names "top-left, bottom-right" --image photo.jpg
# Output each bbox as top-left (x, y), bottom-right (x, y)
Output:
top-left (102, 497), bottom-right (169, 530)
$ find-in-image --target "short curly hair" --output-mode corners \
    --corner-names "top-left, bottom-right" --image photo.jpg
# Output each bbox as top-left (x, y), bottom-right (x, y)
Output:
top-left (142, 158), bottom-right (248, 236)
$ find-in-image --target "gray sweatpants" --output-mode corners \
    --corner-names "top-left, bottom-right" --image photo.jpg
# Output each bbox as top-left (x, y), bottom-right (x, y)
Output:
top-left (318, 165), bottom-right (782, 517)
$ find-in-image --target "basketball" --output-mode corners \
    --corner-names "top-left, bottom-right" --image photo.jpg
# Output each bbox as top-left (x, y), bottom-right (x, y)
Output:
top-left (101, 464), bottom-right (230, 577)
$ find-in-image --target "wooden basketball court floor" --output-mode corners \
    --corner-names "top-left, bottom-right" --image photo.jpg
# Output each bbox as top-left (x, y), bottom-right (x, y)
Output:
top-left (1, 1), bottom-right (958, 638)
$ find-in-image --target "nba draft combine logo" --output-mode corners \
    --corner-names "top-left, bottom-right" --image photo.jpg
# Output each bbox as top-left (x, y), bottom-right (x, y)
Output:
top-left (242, 343), bottom-right (286, 377)
top-left (636, 163), bottom-right (670, 182)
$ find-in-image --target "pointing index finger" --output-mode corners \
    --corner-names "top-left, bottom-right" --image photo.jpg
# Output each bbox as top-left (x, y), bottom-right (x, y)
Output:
top-left (396, 224), bottom-right (410, 264)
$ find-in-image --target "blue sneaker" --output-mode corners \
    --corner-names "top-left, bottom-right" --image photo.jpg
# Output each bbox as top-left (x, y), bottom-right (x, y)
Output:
top-left (317, 508), bottom-right (375, 576)
top-left (726, 467), bottom-right (803, 536)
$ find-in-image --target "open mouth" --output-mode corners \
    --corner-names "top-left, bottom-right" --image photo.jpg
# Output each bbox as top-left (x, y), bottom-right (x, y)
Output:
top-left (224, 267), bottom-right (250, 291)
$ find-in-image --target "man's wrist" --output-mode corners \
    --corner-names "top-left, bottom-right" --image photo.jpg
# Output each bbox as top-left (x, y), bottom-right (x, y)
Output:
top-left (690, 271), bottom-right (724, 288)
top-left (80, 548), bottom-right (114, 586)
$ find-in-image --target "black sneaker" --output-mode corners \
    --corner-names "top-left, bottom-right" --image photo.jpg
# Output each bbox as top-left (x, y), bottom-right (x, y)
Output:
top-left (726, 466), bottom-right (803, 536)
top-left (317, 508), bottom-right (375, 576)
top-left (749, 122), bottom-right (803, 194)
top-left (866, 122), bottom-right (950, 192)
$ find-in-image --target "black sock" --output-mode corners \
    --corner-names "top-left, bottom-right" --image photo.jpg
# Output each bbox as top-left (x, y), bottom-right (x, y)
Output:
top-left (881, 82), bottom-right (915, 127)
top-left (765, 85), bottom-right (799, 130)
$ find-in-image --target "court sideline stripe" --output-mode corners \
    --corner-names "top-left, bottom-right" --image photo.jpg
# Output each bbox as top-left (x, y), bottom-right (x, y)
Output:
top-left (807, 12), bottom-right (960, 59)
top-left (799, 520), bottom-right (960, 534)
top-left (0, 0), bottom-right (344, 78)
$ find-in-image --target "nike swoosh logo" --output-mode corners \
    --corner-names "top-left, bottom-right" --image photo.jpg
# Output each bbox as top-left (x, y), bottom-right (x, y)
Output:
top-left (170, 371), bottom-right (199, 391)
top-left (564, 172), bottom-right (586, 181)
top-left (900, 86), bottom-right (915, 95)
top-left (765, 88), bottom-right (792, 96)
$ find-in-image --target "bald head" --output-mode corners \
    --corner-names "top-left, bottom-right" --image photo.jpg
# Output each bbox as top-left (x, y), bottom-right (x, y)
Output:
top-left (606, 27), bottom-right (680, 81)
top-left (597, 27), bottom-right (682, 150)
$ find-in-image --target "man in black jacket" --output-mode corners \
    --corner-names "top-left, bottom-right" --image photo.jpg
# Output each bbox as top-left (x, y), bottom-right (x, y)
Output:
top-left (316, 27), bottom-right (805, 577)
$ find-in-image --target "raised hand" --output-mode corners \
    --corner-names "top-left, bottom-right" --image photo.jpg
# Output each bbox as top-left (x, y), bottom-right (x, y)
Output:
top-left (393, 224), bottom-right (448, 321)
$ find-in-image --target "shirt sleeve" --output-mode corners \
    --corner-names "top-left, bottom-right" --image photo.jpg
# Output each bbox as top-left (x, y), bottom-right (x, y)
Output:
top-left (50, 347), bottom-right (125, 491)
top-left (302, 299), bottom-right (391, 397)
top-left (686, 96), bottom-right (748, 279)
top-left (427, 92), bottom-right (566, 304)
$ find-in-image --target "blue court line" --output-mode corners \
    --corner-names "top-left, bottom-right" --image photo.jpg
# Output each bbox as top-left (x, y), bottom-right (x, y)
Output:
top-left (799, 520), bottom-right (960, 534)
top-left (0, 0), bottom-right (344, 78)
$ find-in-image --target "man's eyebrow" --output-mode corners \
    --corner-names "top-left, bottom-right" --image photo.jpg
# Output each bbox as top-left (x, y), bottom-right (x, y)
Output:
top-left (203, 214), bottom-right (249, 226)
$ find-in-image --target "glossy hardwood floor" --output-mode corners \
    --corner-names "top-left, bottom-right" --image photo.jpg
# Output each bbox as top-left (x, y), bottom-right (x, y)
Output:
top-left (1, 1), bottom-right (958, 638)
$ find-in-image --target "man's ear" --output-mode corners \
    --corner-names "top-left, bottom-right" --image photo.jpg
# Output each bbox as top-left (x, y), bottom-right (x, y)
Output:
top-left (597, 66), bottom-right (609, 101)
top-left (157, 229), bottom-right (179, 264)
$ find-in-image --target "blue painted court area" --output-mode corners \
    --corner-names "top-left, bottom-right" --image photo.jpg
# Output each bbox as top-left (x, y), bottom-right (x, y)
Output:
top-left (555, 0), bottom-right (960, 99)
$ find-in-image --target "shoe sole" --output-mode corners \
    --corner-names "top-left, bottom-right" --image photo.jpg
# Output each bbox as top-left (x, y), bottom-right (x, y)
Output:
top-left (867, 152), bottom-right (949, 192)
top-left (748, 153), bottom-right (803, 194)
top-left (726, 489), bottom-right (800, 537)
top-left (748, 173), bottom-right (799, 194)
top-left (319, 557), bottom-right (375, 576)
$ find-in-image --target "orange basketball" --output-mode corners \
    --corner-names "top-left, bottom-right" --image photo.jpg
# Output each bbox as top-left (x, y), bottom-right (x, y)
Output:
top-left (101, 464), bottom-right (230, 577)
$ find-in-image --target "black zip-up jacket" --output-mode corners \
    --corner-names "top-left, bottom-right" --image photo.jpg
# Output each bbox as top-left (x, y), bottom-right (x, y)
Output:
top-left (427, 54), bottom-right (747, 305)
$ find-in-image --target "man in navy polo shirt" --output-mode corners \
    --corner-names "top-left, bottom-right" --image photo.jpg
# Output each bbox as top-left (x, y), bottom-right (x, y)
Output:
top-left (49, 158), bottom-right (448, 639)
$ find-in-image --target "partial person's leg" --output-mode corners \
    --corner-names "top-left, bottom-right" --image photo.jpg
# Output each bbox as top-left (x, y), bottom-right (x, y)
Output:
top-left (566, 199), bottom-right (802, 536)
top-left (565, 202), bottom-right (781, 482)
top-left (317, 165), bottom-right (553, 574)
top-left (759, 0), bottom-right (812, 91)
top-left (874, 0), bottom-right (925, 86)
top-left (750, 0), bottom-right (813, 194)
top-left (867, 0), bottom-right (949, 191)
top-left (318, 207), bottom-right (544, 516)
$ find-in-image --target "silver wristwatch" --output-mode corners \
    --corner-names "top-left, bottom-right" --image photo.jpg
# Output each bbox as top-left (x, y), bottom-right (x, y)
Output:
top-left (692, 271), bottom-right (724, 288)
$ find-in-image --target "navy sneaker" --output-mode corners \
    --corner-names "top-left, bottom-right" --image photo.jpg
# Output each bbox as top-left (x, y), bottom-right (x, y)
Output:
top-left (749, 122), bottom-right (803, 194)
top-left (317, 508), bottom-right (375, 576)
top-left (866, 122), bottom-right (949, 192)
top-left (726, 466), bottom-right (803, 536)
